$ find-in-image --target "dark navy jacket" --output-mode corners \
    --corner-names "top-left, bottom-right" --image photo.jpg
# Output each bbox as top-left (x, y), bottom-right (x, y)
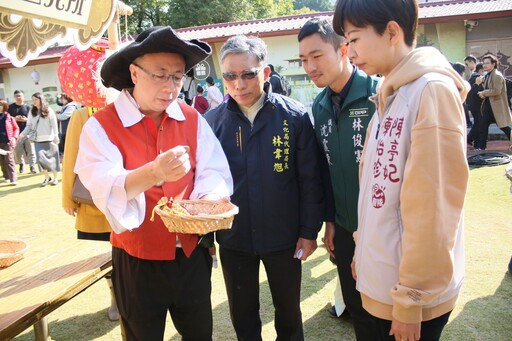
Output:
top-left (205, 89), bottom-right (324, 254)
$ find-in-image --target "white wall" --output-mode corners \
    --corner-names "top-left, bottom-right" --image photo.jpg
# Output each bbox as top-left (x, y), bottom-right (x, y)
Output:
top-left (265, 34), bottom-right (300, 72)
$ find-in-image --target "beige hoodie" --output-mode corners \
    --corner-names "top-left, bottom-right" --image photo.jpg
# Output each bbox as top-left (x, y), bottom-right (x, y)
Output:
top-left (356, 47), bottom-right (470, 323)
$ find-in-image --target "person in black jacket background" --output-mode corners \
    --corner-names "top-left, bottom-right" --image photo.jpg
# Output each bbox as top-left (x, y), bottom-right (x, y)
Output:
top-left (268, 63), bottom-right (285, 95)
top-left (205, 35), bottom-right (324, 341)
top-left (467, 62), bottom-right (484, 148)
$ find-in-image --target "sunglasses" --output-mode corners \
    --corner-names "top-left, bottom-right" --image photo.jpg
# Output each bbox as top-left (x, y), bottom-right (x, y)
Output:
top-left (222, 67), bottom-right (264, 82)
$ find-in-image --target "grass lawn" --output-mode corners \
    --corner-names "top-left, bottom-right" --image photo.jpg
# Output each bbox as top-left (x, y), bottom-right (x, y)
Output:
top-left (1, 162), bottom-right (511, 341)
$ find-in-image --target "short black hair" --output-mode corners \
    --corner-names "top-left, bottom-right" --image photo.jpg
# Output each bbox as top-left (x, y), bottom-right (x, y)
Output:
top-left (60, 93), bottom-right (73, 103)
top-left (206, 76), bottom-right (214, 85)
top-left (196, 85), bottom-right (204, 93)
top-left (475, 62), bottom-right (483, 73)
top-left (464, 55), bottom-right (477, 64)
top-left (14, 90), bottom-right (23, 95)
top-left (451, 62), bottom-right (465, 76)
top-left (298, 17), bottom-right (344, 51)
top-left (333, 0), bottom-right (418, 47)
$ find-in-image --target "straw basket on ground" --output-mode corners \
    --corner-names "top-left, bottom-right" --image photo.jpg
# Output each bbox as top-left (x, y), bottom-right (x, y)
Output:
top-left (0, 240), bottom-right (29, 268)
top-left (151, 197), bottom-right (238, 235)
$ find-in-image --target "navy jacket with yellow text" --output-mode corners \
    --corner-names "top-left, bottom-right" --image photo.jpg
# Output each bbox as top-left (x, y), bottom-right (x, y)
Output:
top-left (205, 88), bottom-right (324, 254)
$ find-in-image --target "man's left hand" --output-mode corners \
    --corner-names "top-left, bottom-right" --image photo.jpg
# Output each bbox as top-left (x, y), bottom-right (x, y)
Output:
top-left (199, 193), bottom-right (230, 202)
top-left (294, 238), bottom-right (317, 261)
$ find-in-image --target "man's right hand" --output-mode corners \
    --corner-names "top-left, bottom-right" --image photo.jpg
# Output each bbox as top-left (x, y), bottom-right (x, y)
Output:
top-left (151, 145), bottom-right (191, 185)
top-left (126, 145), bottom-right (191, 199)
top-left (323, 221), bottom-right (336, 259)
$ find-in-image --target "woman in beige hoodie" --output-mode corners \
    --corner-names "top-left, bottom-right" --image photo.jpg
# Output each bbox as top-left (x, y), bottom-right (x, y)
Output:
top-left (333, 1), bottom-right (470, 341)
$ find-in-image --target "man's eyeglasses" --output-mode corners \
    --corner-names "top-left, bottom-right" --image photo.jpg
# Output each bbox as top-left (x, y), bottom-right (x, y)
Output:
top-left (132, 63), bottom-right (186, 86)
top-left (222, 67), bottom-right (264, 82)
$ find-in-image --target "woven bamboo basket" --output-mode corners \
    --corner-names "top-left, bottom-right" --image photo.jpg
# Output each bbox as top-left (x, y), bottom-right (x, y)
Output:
top-left (0, 240), bottom-right (29, 268)
top-left (151, 197), bottom-right (239, 234)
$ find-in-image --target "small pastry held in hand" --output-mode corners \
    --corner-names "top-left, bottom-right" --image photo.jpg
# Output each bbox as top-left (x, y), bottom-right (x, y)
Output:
top-left (152, 145), bottom-right (191, 186)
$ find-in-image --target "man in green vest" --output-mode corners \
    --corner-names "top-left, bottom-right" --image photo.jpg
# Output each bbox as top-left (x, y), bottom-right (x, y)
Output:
top-left (298, 17), bottom-right (379, 340)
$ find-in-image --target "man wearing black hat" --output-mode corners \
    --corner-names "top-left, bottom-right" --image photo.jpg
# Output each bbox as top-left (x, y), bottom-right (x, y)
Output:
top-left (75, 26), bottom-right (233, 340)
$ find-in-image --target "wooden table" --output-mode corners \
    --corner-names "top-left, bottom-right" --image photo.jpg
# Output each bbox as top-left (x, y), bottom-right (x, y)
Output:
top-left (0, 239), bottom-right (112, 340)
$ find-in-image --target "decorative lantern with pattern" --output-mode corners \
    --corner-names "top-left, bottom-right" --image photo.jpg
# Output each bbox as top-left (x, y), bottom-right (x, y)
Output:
top-left (57, 38), bottom-right (109, 108)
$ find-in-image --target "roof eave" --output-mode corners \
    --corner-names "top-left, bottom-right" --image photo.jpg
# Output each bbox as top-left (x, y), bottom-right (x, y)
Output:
top-left (203, 29), bottom-right (302, 43)
top-left (0, 56), bottom-right (61, 69)
top-left (419, 10), bottom-right (512, 24)
top-left (2, 7), bottom-right (512, 68)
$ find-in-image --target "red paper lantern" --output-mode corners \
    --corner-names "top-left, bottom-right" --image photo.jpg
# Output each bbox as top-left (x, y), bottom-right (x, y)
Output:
top-left (58, 39), bottom-right (109, 108)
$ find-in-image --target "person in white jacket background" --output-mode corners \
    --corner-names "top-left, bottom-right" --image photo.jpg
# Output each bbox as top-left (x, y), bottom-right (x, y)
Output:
top-left (56, 93), bottom-right (79, 155)
top-left (19, 92), bottom-right (60, 186)
top-left (333, 1), bottom-right (470, 341)
top-left (205, 76), bottom-right (224, 110)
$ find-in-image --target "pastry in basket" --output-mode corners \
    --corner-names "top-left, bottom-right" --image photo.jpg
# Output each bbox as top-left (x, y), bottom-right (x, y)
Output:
top-left (150, 197), bottom-right (238, 235)
top-left (164, 199), bottom-right (191, 216)
top-left (150, 197), bottom-right (190, 219)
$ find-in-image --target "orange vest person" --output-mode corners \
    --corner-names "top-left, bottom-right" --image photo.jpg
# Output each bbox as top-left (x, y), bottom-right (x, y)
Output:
top-left (75, 26), bottom-right (233, 340)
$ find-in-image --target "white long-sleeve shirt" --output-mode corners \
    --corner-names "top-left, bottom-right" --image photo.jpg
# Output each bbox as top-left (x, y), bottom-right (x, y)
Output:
top-left (75, 90), bottom-right (233, 234)
top-left (19, 108), bottom-right (58, 142)
top-left (207, 84), bottom-right (224, 109)
top-left (56, 102), bottom-right (78, 122)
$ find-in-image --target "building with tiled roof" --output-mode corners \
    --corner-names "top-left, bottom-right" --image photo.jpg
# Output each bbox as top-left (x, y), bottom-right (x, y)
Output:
top-left (1, 0), bottom-right (511, 110)
top-left (175, 0), bottom-right (512, 41)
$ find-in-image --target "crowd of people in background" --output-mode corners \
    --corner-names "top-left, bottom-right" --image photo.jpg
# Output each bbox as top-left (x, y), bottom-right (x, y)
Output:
top-left (460, 54), bottom-right (512, 151)
top-left (2, 90), bottom-right (62, 186)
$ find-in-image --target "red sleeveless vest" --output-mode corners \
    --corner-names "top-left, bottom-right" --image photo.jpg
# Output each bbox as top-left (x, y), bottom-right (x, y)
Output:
top-left (95, 102), bottom-right (199, 260)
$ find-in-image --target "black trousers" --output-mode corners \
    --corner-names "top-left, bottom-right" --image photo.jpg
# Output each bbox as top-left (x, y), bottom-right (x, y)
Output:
top-left (334, 225), bottom-right (379, 340)
top-left (0, 142), bottom-right (16, 182)
top-left (477, 100), bottom-right (511, 150)
top-left (112, 246), bottom-right (213, 341)
top-left (219, 246), bottom-right (303, 341)
top-left (463, 103), bottom-right (471, 127)
top-left (467, 108), bottom-right (481, 146)
top-left (373, 310), bottom-right (452, 341)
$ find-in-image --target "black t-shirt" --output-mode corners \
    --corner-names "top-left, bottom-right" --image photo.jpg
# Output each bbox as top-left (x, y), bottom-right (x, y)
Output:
top-left (330, 67), bottom-right (357, 122)
top-left (7, 103), bottom-right (31, 132)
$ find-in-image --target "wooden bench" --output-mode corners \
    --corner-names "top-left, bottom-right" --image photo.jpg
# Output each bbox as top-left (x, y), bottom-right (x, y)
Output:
top-left (0, 239), bottom-right (112, 340)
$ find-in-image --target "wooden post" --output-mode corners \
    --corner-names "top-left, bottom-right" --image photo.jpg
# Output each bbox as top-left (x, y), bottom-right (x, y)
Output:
top-left (107, 1), bottom-right (133, 51)
top-left (33, 317), bottom-right (48, 341)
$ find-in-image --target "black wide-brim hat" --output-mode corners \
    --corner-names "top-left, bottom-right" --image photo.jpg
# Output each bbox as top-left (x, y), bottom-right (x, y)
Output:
top-left (101, 26), bottom-right (211, 91)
